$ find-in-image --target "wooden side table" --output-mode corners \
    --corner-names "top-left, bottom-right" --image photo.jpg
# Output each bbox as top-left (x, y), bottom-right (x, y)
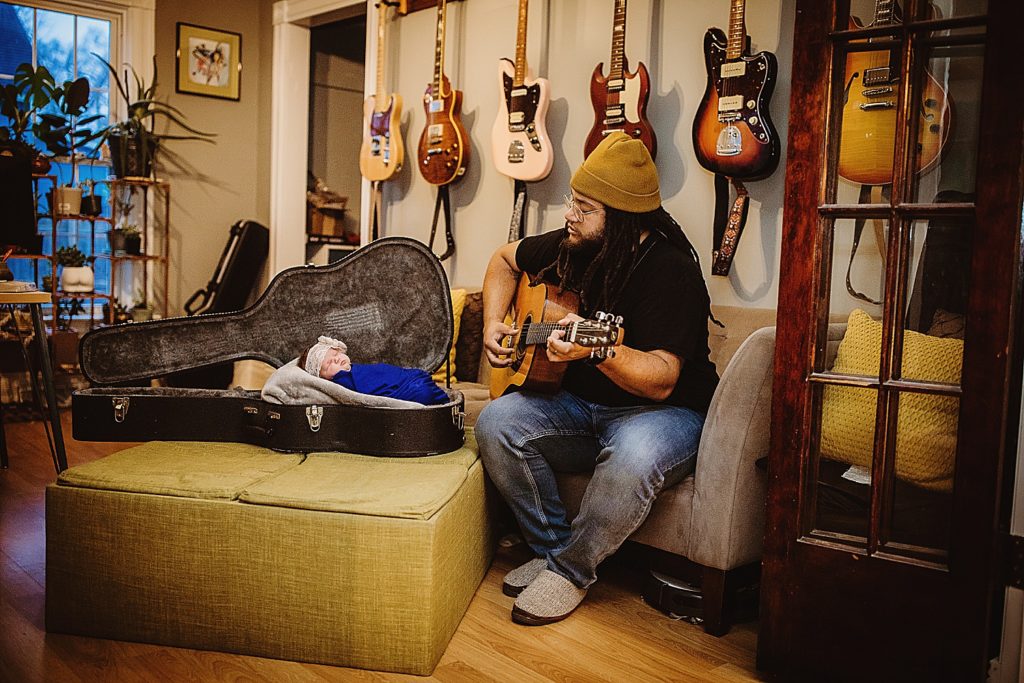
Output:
top-left (0, 291), bottom-right (68, 473)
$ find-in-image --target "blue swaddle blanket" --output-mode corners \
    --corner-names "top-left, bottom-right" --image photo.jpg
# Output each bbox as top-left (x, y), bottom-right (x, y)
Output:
top-left (331, 363), bottom-right (449, 406)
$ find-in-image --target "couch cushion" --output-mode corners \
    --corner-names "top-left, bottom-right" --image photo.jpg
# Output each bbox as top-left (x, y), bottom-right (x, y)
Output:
top-left (56, 441), bottom-right (302, 500)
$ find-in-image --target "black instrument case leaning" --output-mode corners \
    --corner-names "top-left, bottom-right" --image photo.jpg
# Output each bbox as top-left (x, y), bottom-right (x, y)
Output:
top-left (72, 237), bottom-right (465, 456)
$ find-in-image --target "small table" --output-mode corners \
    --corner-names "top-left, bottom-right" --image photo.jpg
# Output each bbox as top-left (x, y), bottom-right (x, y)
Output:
top-left (0, 291), bottom-right (68, 473)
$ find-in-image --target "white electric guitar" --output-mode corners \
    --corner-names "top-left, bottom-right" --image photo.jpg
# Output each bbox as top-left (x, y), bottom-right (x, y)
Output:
top-left (491, 0), bottom-right (553, 182)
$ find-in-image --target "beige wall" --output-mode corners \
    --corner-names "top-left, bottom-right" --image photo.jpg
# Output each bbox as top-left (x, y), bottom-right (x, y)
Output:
top-left (378, 0), bottom-right (796, 308)
top-left (153, 0), bottom-right (275, 313)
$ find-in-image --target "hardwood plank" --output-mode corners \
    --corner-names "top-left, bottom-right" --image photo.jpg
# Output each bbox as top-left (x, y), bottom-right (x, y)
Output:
top-left (0, 412), bottom-right (767, 682)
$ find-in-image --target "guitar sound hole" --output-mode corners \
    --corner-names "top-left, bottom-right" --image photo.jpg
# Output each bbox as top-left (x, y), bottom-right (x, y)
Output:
top-left (517, 317), bottom-right (532, 357)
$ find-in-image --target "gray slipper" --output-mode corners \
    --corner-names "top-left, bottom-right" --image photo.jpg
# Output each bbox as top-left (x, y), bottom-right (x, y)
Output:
top-left (502, 557), bottom-right (547, 597)
top-left (511, 569), bottom-right (587, 626)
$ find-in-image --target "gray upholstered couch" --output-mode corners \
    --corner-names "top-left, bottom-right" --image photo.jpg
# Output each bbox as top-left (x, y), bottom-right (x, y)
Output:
top-left (450, 292), bottom-right (777, 635)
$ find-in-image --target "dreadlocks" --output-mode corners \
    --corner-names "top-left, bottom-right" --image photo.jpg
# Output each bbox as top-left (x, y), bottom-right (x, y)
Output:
top-left (537, 206), bottom-right (704, 316)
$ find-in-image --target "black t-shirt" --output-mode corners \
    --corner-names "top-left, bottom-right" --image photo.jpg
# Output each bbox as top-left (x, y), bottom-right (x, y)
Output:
top-left (515, 228), bottom-right (719, 412)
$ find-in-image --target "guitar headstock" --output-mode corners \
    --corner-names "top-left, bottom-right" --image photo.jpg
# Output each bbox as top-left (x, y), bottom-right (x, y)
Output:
top-left (569, 311), bottom-right (625, 360)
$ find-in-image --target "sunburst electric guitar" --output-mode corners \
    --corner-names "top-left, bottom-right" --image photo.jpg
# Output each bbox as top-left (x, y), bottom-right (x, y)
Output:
top-left (417, 0), bottom-right (470, 186)
top-left (491, 0), bottom-right (552, 181)
top-left (838, 0), bottom-right (952, 185)
top-left (359, 1), bottom-right (404, 182)
top-left (692, 0), bottom-right (780, 180)
top-left (489, 274), bottom-right (625, 400)
top-left (583, 0), bottom-right (656, 160)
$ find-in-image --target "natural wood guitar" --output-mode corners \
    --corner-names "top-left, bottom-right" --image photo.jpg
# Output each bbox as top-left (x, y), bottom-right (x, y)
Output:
top-left (583, 0), bottom-right (656, 160)
top-left (491, 0), bottom-right (553, 182)
top-left (692, 0), bottom-right (780, 180)
top-left (838, 0), bottom-right (952, 186)
top-left (359, 0), bottom-right (404, 182)
top-left (417, 0), bottom-right (470, 186)
top-left (489, 274), bottom-right (624, 400)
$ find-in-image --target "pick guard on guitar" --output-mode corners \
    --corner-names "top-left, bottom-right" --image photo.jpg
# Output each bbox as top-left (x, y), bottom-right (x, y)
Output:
top-left (692, 28), bottom-right (779, 180)
top-left (491, 58), bottom-right (553, 181)
top-left (837, 17), bottom-right (952, 186)
top-left (417, 75), bottom-right (470, 186)
top-left (584, 60), bottom-right (657, 160)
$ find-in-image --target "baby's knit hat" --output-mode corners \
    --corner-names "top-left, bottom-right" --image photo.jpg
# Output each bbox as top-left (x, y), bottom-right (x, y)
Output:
top-left (571, 131), bottom-right (661, 213)
top-left (304, 335), bottom-right (348, 377)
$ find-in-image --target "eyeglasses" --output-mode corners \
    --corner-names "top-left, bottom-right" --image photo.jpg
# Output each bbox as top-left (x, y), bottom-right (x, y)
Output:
top-left (563, 194), bottom-right (603, 223)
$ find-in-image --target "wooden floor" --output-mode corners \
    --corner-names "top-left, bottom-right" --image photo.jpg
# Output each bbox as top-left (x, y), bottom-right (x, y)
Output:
top-left (0, 413), bottom-right (765, 682)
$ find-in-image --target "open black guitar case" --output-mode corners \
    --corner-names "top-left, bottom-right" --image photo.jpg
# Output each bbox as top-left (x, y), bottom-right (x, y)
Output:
top-left (72, 237), bottom-right (465, 456)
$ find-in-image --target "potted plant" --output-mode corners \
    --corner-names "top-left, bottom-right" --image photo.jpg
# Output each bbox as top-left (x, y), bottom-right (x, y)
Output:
top-left (94, 55), bottom-right (215, 179)
top-left (79, 178), bottom-right (103, 216)
top-left (102, 296), bottom-right (130, 325)
top-left (122, 223), bottom-right (142, 255)
top-left (0, 62), bottom-right (56, 172)
top-left (49, 295), bottom-right (86, 367)
top-left (35, 74), bottom-right (103, 215)
top-left (55, 245), bottom-right (96, 293)
top-left (131, 289), bottom-right (153, 322)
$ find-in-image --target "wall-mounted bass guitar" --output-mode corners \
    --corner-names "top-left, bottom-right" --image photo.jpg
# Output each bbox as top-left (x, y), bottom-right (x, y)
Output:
top-left (490, 274), bottom-right (624, 400)
top-left (360, 1), bottom-right (404, 183)
top-left (692, 0), bottom-right (779, 181)
top-left (583, 0), bottom-right (656, 160)
top-left (491, 0), bottom-right (552, 182)
top-left (417, 0), bottom-right (469, 186)
top-left (838, 0), bottom-right (952, 185)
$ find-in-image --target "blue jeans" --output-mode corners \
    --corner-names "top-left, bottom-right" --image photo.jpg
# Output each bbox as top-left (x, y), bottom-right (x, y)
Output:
top-left (476, 390), bottom-right (705, 589)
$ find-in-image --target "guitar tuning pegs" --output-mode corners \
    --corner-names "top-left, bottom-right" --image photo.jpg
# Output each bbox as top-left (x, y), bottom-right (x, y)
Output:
top-left (614, 315), bottom-right (623, 326)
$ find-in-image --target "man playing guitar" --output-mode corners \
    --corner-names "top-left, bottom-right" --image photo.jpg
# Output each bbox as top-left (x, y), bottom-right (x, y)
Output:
top-left (477, 132), bottom-right (719, 625)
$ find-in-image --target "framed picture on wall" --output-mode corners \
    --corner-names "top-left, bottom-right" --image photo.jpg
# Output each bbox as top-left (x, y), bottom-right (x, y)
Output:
top-left (175, 23), bottom-right (242, 101)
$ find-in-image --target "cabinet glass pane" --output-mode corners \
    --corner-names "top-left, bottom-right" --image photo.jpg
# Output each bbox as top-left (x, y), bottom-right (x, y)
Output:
top-left (848, 0), bottom-right (903, 29)
top-left (826, 219), bottom-right (888, 340)
top-left (909, 42), bottom-right (984, 203)
top-left (902, 218), bottom-right (969, 382)
top-left (916, 0), bottom-right (987, 20)
top-left (813, 384), bottom-right (879, 540)
top-left (887, 393), bottom-right (958, 552)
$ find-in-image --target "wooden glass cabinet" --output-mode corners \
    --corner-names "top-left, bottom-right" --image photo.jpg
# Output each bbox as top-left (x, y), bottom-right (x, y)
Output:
top-left (759, 0), bottom-right (1023, 679)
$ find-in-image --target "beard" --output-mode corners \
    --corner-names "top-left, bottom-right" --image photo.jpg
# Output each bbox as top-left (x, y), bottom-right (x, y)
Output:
top-left (563, 221), bottom-right (604, 257)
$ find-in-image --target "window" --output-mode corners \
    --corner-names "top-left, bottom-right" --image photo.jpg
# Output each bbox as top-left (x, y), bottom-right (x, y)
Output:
top-left (1, 1), bottom-right (116, 318)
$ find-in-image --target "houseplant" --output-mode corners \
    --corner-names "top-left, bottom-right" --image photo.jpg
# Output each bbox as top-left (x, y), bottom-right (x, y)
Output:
top-left (121, 223), bottom-right (142, 255)
top-left (35, 75), bottom-right (103, 215)
top-left (79, 178), bottom-right (103, 216)
top-left (0, 62), bottom-right (56, 172)
top-left (55, 245), bottom-right (96, 293)
top-left (94, 55), bottom-right (215, 178)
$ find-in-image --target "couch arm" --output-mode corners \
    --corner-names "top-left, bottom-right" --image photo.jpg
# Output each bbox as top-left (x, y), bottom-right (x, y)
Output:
top-left (687, 326), bottom-right (775, 571)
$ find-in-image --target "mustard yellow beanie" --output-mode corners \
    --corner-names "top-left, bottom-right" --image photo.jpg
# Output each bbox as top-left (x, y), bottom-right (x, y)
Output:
top-left (570, 132), bottom-right (661, 213)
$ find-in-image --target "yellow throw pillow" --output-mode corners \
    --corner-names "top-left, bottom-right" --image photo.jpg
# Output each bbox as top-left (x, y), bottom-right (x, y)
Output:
top-left (432, 288), bottom-right (467, 384)
top-left (820, 309), bottom-right (963, 492)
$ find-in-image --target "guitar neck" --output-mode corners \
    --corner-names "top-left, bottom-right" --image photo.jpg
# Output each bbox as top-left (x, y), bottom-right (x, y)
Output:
top-left (609, 0), bottom-right (627, 80)
top-left (433, 0), bottom-right (447, 94)
top-left (874, 0), bottom-right (900, 26)
top-left (375, 1), bottom-right (387, 98)
top-left (513, 0), bottom-right (529, 87)
top-left (726, 0), bottom-right (747, 60)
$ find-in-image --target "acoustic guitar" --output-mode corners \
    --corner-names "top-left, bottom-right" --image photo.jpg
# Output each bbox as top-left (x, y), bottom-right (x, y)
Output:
top-left (583, 0), bottom-right (656, 160)
top-left (838, 0), bottom-right (952, 186)
top-left (692, 0), bottom-right (780, 180)
top-left (417, 0), bottom-right (470, 186)
top-left (489, 274), bottom-right (624, 400)
top-left (359, 0), bottom-right (404, 182)
top-left (491, 0), bottom-right (553, 182)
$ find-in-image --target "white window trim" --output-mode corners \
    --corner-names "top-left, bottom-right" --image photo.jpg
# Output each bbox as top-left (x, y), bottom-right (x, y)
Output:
top-left (271, 0), bottom-right (369, 275)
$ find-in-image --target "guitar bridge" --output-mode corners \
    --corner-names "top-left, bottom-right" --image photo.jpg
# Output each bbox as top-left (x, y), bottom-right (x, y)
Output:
top-left (507, 139), bottom-right (525, 163)
top-left (862, 86), bottom-right (895, 97)
top-left (427, 123), bottom-right (443, 145)
top-left (716, 124), bottom-right (743, 157)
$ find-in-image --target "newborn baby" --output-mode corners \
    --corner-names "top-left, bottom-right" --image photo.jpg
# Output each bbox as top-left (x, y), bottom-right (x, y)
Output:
top-left (299, 336), bottom-right (449, 406)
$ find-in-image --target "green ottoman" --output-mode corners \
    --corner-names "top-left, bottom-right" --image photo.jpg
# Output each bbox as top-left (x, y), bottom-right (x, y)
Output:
top-left (46, 434), bottom-right (494, 675)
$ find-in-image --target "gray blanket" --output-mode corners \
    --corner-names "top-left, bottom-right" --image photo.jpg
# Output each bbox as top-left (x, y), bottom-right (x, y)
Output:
top-left (261, 360), bottom-right (421, 409)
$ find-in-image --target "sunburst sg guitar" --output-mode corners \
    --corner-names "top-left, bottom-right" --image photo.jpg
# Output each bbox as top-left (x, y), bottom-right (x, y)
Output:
top-left (583, 0), bottom-right (656, 160)
top-left (359, 1), bottom-right (404, 182)
top-left (491, 0), bottom-right (552, 182)
top-left (490, 274), bottom-right (625, 400)
top-left (692, 0), bottom-right (779, 180)
top-left (418, 0), bottom-right (470, 186)
top-left (838, 0), bottom-right (952, 186)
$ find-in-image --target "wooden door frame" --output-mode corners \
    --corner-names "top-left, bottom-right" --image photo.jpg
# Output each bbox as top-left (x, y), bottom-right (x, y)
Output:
top-left (759, 0), bottom-right (1024, 678)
